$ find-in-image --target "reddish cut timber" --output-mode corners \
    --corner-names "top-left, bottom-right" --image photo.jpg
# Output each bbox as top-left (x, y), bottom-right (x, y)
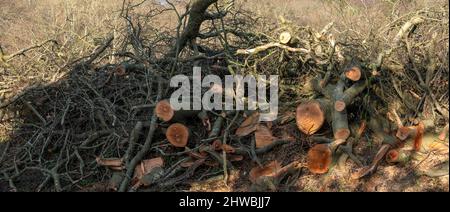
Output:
top-left (307, 144), bottom-right (332, 174)
top-left (166, 123), bottom-right (189, 147)
top-left (334, 81), bottom-right (367, 112)
top-left (296, 100), bottom-right (325, 135)
top-left (345, 66), bottom-right (362, 81)
top-left (155, 99), bottom-right (206, 123)
top-left (155, 100), bottom-right (174, 122)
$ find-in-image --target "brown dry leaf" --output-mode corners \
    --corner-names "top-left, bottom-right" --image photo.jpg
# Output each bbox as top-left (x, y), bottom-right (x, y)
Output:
top-left (221, 144), bottom-right (236, 153)
top-left (235, 112), bottom-right (260, 137)
top-left (211, 140), bottom-right (222, 151)
top-left (255, 125), bottom-right (275, 149)
top-left (133, 157), bottom-right (164, 183)
top-left (180, 160), bottom-right (196, 168)
top-left (96, 157), bottom-right (124, 170)
top-left (228, 154), bottom-right (244, 162)
top-left (249, 161), bottom-right (282, 183)
top-left (188, 150), bottom-right (208, 159)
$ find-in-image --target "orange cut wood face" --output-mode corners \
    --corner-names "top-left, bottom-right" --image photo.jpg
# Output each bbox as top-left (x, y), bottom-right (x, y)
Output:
top-left (166, 123), bottom-right (189, 147)
top-left (307, 144), bottom-right (332, 174)
top-left (249, 161), bottom-right (282, 183)
top-left (386, 149), bottom-right (399, 163)
top-left (414, 122), bottom-right (424, 151)
top-left (221, 144), bottom-right (236, 153)
top-left (155, 100), bottom-right (174, 122)
top-left (296, 101), bottom-right (325, 135)
top-left (334, 128), bottom-right (350, 140)
top-left (255, 125), bottom-right (275, 148)
top-left (114, 65), bottom-right (126, 76)
top-left (345, 66), bottom-right (361, 81)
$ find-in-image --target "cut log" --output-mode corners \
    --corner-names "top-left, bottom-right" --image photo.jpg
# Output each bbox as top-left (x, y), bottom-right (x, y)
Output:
top-left (334, 81), bottom-right (367, 112)
top-left (344, 66), bottom-right (362, 81)
top-left (307, 144), bottom-right (332, 174)
top-left (279, 32), bottom-right (292, 44)
top-left (166, 123), bottom-right (190, 147)
top-left (155, 99), bottom-right (206, 122)
top-left (332, 80), bottom-right (350, 140)
top-left (396, 126), bottom-right (417, 141)
top-left (296, 100), bottom-right (326, 135)
top-left (155, 100), bottom-right (175, 122)
top-left (414, 122), bottom-right (425, 151)
top-left (386, 149), bottom-right (412, 164)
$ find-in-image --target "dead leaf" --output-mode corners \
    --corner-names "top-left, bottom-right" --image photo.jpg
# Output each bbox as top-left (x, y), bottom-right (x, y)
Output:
top-left (180, 159), bottom-right (196, 168)
top-left (221, 144), bottom-right (236, 153)
top-left (228, 154), bottom-right (244, 162)
top-left (235, 112), bottom-right (260, 137)
top-left (132, 157), bottom-right (164, 184)
top-left (188, 150), bottom-right (208, 159)
top-left (255, 125), bottom-right (275, 148)
top-left (249, 161), bottom-right (281, 183)
top-left (211, 140), bottom-right (222, 151)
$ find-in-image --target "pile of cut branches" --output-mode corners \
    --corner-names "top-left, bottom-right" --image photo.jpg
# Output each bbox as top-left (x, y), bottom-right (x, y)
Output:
top-left (0, 0), bottom-right (448, 192)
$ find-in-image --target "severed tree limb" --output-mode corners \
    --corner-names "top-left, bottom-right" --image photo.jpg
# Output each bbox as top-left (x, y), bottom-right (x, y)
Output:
top-left (124, 121), bottom-right (144, 163)
top-left (334, 81), bottom-right (367, 112)
top-left (168, 0), bottom-right (219, 57)
top-left (236, 42), bottom-right (310, 55)
top-left (1, 39), bottom-right (57, 63)
top-left (332, 79), bottom-right (350, 140)
top-left (374, 16), bottom-right (424, 71)
top-left (118, 80), bottom-right (163, 192)
top-left (351, 144), bottom-right (391, 179)
top-left (84, 35), bottom-right (114, 65)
